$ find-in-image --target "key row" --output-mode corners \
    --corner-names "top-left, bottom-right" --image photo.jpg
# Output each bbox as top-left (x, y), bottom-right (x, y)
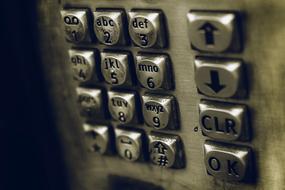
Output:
top-left (61, 8), bottom-right (242, 52)
top-left (69, 49), bottom-right (174, 90)
top-left (84, 124), bottom-right (253, 181)
top-left (77, 88), bottom-right (179, 130)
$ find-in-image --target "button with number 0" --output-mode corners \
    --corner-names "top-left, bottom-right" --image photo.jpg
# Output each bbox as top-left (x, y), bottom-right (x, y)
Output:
top-left (115, 128), bottom-right (144, 162)
top-left (135, 53), bottom-right (173, 90)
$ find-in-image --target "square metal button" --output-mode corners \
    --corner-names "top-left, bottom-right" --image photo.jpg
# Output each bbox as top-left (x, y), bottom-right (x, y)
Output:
top-left (187, 11), bottom-right (241, 52)
top-left (148, 132), bottom-right (185, 168)
top-left (93, 10), bottom-right (127, 46)
top-left (194, 57), bottom-right (246, 98)
top-left (115, 128), bottom-right (145, 162)
top-left (135, 53), bottom-right (173, 90)
top-left (100, 51), bottom-right (133, 86)
top-left (128, 10), bottom-right (167, 48)
top-left (61, 9), bottom-right (92, 43)
top-left (142, 93), bottom-right (179, 130)
top-left (68, 49), bottom-right (98, 83)
top-left (199, 100), bottom-right (250, 141)
top-left (204, 140), bottom-right (253, 182)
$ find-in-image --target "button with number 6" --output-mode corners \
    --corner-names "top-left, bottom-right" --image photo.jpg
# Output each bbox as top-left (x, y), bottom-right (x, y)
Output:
top-left (108, 91), bottom-right (139, 124)
top-left (135, 53), bottom-right (173, 90)
top-left (142, 93), bottom-right (179, 130)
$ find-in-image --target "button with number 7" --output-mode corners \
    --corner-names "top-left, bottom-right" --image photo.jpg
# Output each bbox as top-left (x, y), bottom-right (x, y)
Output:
top-left (135, 53), bottom-right (173, 90)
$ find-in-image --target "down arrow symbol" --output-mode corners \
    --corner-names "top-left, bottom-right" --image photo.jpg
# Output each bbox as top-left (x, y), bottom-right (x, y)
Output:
top-left (206, 70), bottom-right (226, 93)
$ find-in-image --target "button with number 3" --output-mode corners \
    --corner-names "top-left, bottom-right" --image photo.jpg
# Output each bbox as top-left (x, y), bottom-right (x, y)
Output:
top-left (135, 53), bottom-right (173, 90)
top-left (128, 10), bottom-right (167, 48)
top-left (108, 91), bottom-right (139, 124)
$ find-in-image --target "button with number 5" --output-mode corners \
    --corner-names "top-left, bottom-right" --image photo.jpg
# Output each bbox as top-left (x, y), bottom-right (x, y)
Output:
top-left (128, 10), bottom-right (167, 48)
top-left (135, 53), bottom-right (173, 90)
top-left (142, 93), bottom-right (179, 130)
top-left (108, 91), bottom-right (139, 124)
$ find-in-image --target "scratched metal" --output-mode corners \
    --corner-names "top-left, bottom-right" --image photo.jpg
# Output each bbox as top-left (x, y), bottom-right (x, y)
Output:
top-left (37, 0), bottom-right (285, 189)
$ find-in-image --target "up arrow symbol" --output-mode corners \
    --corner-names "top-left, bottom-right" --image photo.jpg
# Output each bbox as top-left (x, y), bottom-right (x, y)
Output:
top-left (206, 70), bottom-right (226, 93)
top-left (199, 22), bottom-right (218, 45)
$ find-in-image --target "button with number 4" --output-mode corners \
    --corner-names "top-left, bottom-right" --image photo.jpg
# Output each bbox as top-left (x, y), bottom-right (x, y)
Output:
top-left (142, 93), bottom-right (179, 130)
top-left (101, 51), bottom-right (132, 86)
top-left (128, 10), bottom-right (167, 48)
top-left (135, 53), bottom-right (173, 90)
top-left (115, 128), bottom-right (144, 162)
top-left (69, 49), bottom-right (98, 83)
top-left (108, 91), bottom-right (139, 124)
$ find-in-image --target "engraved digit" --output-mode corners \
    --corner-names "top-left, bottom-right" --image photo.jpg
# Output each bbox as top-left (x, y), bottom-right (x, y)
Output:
top-left (139, 34), bottom-right (148, 46)
top-left (153, 117), bottom-right (160, 128)
top-left (78, 69), bottom-right (87, 80)
top-left (147, 77), bottom-right (155, 89)
top-left (111, 72), bottom-right (118, 84)
top-left (124, 149), bottom-right (132, 160)
top-left (104, 31), bottom-right (112, 44)
top-left (118, 112), bottom-right (126, 122)
top-left (71, 31), bottom-right (78, 41)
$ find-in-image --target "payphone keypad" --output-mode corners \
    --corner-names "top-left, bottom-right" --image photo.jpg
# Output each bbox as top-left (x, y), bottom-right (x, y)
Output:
top-left (61, 7), bottom-right (254, 182)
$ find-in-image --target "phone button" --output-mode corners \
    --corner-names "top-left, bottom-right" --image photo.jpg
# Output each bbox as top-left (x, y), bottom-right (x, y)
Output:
top-left (68, 49), bottom-right (98, 83)
top-left (194, 57), bottom-right (246, 98)
top-left (187, 11), bottom-right (241, 53)
top-left (100, 51), bottom-right (132, 86)
top-left (93, 10), bottom-right (127, 46)
top-left (135, 53), bottom-right (173, 90)
top-left (77, 87), bottom-right (106, 122)
top-left (142, 94), bottom-right (179, 130)
top-left (84, 124), bottom-right (111, 155)
top-left (115, 128), bottom-right (144, 162)
top-left (128, 10), bottom-right (167, 48)
top-left (61, 9), bottom-right (91, 43)
top-left (148, 132), bottom-right (185, 168)
top-left (108, 91), bottom-right (139, 124)
top-left (204, 140), bottom-right (253, 182)
top-left (199, 100), bottom-right (249, 141)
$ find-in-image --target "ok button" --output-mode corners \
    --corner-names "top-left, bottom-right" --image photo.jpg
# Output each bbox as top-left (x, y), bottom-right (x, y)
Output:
top-left (199, 100), bottom-right (250, 141)
top-left (194, 57), bottom-right (246, 98)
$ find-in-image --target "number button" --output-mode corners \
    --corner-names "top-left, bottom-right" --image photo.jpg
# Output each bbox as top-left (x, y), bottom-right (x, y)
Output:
top-left (135, 53), bottom-right (173, 90)
top-left (61, 9), bottom-right (91, 43)
top-left (83, 124), bottom-right (111, 155)
top-left (68, 49), bottom-right (98, 83)
top-left (115, 129), bottom-right (144, 162)
top-left (142, 94), bottom-right (179, 130)
top-left (93, 10), bottom-right (127, 46)
top-left (148, 132), bottom-right (185, 168)
top-left (128, 10), bottom-right (167, 48)
top-left (77, 87), bottom-right (106, 122)
top-left (100, 52), bottom-right (132, 86)
top-left (108, 91), bottom-right (139, 124)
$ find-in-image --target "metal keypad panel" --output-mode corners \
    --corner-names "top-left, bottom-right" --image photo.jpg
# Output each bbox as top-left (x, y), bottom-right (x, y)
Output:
top-left (61, 7), bottom-right (185, 170)
top-left (60, 4), bottom-right (256, 186)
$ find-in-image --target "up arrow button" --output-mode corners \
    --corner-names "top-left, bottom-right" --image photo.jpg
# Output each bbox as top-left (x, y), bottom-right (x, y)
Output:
top-left (194, 57), bottom-right (247, 98)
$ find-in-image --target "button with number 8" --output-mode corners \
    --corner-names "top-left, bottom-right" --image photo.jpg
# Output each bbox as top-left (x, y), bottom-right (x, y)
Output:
top-left (142, 93), bottom-right (179, 130)
top-left (108, 91), bottom-right (139, 124)
top-left (135, 53), bottom-right (173, 90)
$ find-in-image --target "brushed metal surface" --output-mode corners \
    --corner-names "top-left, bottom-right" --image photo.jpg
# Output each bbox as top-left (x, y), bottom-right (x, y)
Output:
top-left (37, 0), bottom-right (285, 189)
